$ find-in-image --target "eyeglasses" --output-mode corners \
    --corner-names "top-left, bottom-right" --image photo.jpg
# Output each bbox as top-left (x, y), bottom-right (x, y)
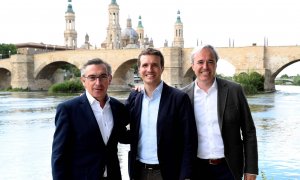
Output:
top-left (83, 74), bottom-right (109, 82)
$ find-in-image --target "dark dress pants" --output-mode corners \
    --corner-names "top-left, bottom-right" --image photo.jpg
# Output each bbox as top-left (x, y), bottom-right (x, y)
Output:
top-left (192, 158), bottom-right (235, 180)
top-left (134, 161), bottom-right (163, 180)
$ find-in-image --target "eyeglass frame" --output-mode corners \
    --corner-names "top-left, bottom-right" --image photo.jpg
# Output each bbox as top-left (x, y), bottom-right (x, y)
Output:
top-left (83, 73), bottom-right (110, 82)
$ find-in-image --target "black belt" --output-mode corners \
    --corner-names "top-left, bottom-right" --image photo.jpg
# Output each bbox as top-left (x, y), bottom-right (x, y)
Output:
top-left (137, 161), bottom-right (160, 170)
top-left (198, 158), bottom-right (225, 165)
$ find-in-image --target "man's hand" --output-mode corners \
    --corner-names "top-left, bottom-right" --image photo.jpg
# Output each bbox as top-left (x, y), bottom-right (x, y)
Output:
top-left (133, 85), bottom-right (143, 92)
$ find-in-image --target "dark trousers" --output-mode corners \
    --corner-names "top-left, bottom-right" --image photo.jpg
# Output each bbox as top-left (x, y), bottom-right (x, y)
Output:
top-left (192, 158), bottom-right (235, 180)
top-left (134, 161), bottom-right (163, 180)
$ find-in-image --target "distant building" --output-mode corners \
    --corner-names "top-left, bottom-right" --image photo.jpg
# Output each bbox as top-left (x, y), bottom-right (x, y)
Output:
top-left (80, 33), bottom-right (93, 50)
top-left (70, 0), bottom-right (183, 50)
top-left (14, 0), bottom-right (185, 53)
top-left (15, 42), bottom-right (71, 55)
top-left (64, 0), bottom-right (77, 49)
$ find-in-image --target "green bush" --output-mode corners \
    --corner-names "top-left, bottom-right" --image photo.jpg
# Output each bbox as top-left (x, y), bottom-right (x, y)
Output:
top-left (241, 83), bottom-right (257, 94)
top-left (233, 71), bottom-right (264, 95)
top-left (249, 72), bottom-right (264, 91)
top-left (48, 78), bottom-right (84, 93)
top-left (293, 75), bottom-right (300, 85)
top-left (216, 74), bottom-right (233, 81)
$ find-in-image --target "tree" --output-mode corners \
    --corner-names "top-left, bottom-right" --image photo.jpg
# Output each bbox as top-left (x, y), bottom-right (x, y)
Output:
top-left (293, 75), bottom-right (300, 85)
top-left (249, 72), bottom-right (264, 91)
top-left (0, 43), bottom-right (17, 58)
top-left (61, 64), bottom-right (81, 78)
top-left (280, 74), bottom-right (289, 79)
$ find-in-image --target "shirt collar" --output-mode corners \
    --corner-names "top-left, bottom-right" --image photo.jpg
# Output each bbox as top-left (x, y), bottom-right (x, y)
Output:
top-left (142, 81), bottom-right (163, 98)
top-left (210, 78), bottom-right (218, 91)
top-left (194, 78), bottom-right (218, 93)
top-left (85, 91), bottom-right (110, 106)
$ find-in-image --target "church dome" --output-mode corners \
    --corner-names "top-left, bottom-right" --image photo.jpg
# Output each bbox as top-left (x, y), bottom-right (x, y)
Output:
top-left (121, 28), bottom-right (138, 39)
top-left (121, 17), bottom-right (138, 41)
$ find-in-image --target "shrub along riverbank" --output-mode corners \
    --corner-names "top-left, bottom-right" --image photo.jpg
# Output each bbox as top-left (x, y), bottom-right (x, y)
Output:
top-left (233, 71), bottom-right (264, 95)
top-left (0, 72), bottom-right (265, 95)
top-left (48, 78), bottom-right (84, 93)
top-left (48, 71), bottom-right (265, 95)
top-left (215, 71), bottom-right (264, 95)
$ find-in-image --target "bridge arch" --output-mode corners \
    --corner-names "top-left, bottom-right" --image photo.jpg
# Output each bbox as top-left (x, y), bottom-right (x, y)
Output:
top-left (216, 59), bottom-right (236, 76)
top-left (182, 67), bottom-right (195, 87)
top-left (273, 59), bottom-right (300, 78)
top-left (268, 59), bottom-right (300, 87)
top-left (35, 61), bottom-right (79, 90)
top-left (0, 68), bottom-right (11, 89)
top-left (111, 58), bottom-right (138, 90)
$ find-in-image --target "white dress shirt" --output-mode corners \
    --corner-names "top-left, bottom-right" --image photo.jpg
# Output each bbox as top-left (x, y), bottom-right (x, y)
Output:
top-left (194, 79), bottom-right (225, 159)
top-left (86, 91), bottom-right (114, 177)
top-left (137, 81), bottom-right (163, 164)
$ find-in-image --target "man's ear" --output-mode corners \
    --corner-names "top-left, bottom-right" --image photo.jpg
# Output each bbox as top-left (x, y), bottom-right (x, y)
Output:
top-left (108, 74), bottom-right (112, 84)
top-left (80, 76), bottom-right (85, 84)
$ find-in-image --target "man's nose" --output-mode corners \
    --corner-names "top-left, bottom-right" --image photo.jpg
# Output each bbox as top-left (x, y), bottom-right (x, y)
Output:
top-left (95, 77), bottom-right (102, 84)
top-left (202, 61), bottom-right (208, 68)
top-left (147, 65), bottom-right (154, 71)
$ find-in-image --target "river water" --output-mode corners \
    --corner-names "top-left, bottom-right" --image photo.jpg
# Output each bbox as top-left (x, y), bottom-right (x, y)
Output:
top-left (0, 85), bottom-right (299, 180)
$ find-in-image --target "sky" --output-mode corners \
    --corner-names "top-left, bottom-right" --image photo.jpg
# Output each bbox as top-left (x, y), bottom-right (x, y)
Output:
top-left (1, 0), bottom-right (300, 75)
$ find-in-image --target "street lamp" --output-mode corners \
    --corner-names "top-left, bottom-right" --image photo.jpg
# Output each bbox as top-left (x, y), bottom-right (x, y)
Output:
top-left (8, 50), bottom-right (11, 58)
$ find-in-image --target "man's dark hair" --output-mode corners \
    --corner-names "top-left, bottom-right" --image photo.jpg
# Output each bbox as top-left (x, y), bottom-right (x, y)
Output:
top-left (137, 48), bottom-right (164, 68)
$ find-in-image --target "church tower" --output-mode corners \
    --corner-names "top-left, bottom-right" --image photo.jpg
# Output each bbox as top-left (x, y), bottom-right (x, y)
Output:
top-left (172, 10), bottom-right (184, 48)
top-left (136, 16), bottom-right (144, 46)
top-left (102, 0), bottom-right (122, 49)
top-left (64, 0), bottom-right (77, 49)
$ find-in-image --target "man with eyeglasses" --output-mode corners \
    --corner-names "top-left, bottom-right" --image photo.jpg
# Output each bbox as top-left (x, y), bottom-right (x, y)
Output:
top-left (51, 58), bottom-right (129, 180)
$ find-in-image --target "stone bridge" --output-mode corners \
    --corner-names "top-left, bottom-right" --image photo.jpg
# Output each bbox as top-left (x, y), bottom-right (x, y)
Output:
top-left (0, 46), bottom-right (299, 91)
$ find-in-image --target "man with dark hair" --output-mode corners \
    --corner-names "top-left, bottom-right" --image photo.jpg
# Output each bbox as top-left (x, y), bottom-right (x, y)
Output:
top-left (126, 48), bottom-right (198, 180)
top-left (51, 58), bottom-right (129, 180)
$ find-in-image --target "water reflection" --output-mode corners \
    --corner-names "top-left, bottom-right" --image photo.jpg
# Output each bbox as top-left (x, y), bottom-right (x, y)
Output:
top-left (0, 86), bottom-right (299, 180)
top-left (249, 86), bottom-right (300, 179)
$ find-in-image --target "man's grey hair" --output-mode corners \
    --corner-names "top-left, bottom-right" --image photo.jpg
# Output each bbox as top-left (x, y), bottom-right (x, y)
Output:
top-left (190, 44), bottom-right (219, 64)
top-left (81, 58), bottom-right (112, 76)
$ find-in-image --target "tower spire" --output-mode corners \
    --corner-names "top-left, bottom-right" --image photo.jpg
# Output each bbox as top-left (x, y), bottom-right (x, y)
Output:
top-left (136, 15), bottom-right (145, 47)
top-left (64, 0), bottom-right (77, 48)
top-left (111, 0), bottom-right (117, 4)
top-left (101, 0), bottom-right (122, 49)
top-left (173, 10), bottom-right (184, 48)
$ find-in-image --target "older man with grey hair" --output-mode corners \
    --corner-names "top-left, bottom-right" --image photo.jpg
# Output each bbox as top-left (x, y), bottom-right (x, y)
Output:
top-left (182, 45), bottom-right (258, 180)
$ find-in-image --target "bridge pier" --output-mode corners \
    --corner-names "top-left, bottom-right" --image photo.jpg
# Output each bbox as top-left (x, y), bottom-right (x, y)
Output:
top-left (161, 47), bottom-right (183, 88)
top-left (11, 54), bottom-right (36, 90)
top-left (264, 69), bottom-right (275, 92)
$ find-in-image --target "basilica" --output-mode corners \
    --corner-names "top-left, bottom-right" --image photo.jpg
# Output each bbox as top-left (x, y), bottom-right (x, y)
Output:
top-left (64, 0), bottom-right (184, 50)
